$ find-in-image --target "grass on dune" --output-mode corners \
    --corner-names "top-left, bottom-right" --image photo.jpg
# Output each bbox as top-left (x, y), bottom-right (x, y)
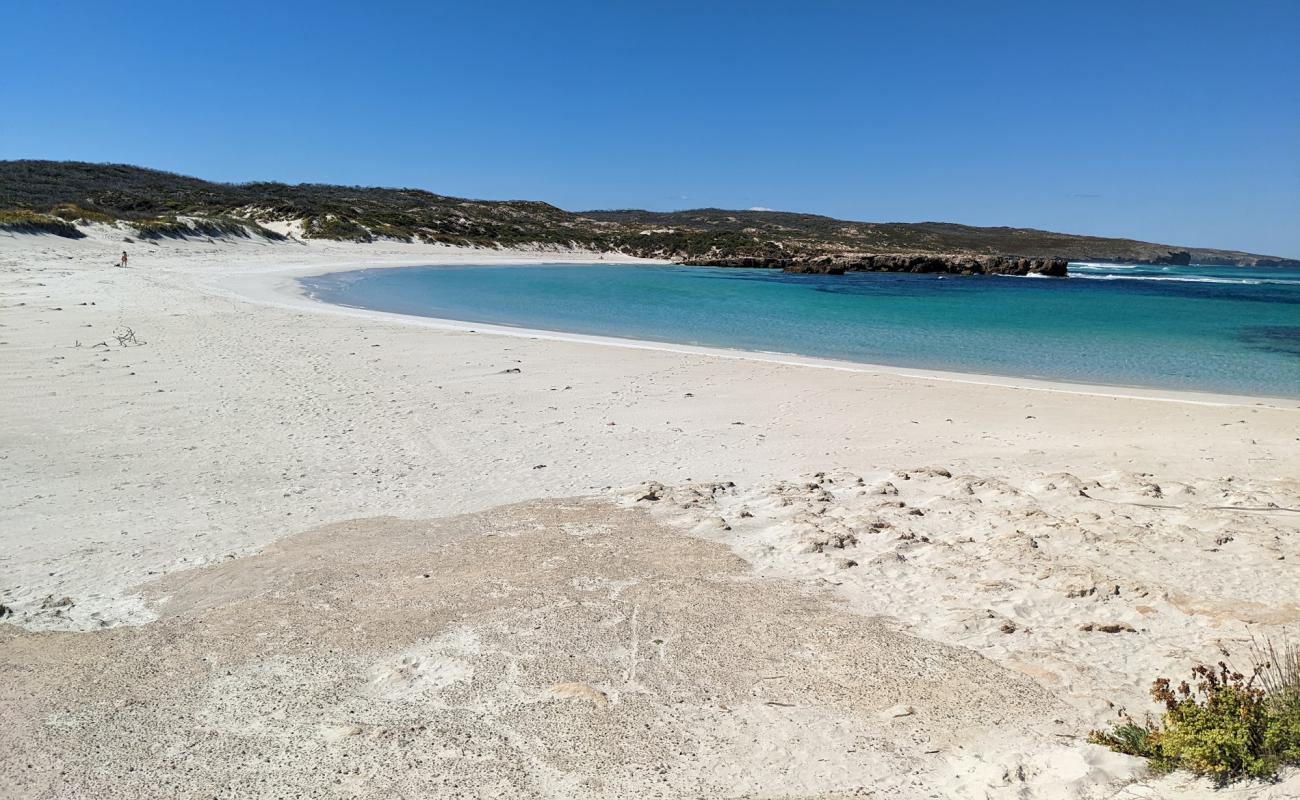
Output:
top-left (131, 215), bottom-right (286, 241)
top-left (0, 208), bottom-right (86, 238)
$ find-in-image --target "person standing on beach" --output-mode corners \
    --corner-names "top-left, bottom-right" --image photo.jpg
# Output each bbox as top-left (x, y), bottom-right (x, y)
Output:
top-left (119, 251), bottom-right (128, 268)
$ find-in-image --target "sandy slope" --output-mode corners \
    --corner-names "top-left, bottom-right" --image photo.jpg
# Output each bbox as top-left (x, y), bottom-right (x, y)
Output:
top-left (1, 227), bottom-right (1298, 798)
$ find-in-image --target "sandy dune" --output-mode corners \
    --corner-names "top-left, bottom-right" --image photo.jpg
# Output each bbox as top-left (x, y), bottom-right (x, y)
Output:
top-left (1, 228), bottom-right (1298, 797)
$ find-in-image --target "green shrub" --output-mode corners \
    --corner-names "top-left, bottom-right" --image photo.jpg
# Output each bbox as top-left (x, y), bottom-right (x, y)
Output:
top-left (303, 215), bottom-right (372, 242)
top-left (1153, 664), bottom-right (1274, 781)
top-left (366, 221), bottom-right (414, 242)
top-left (1091, 649), bottom-right (1300, 784)
top-left (1264, 698), bottom-right (1300, 765)
top-left (1086, 722), bottom-right (1175, 772)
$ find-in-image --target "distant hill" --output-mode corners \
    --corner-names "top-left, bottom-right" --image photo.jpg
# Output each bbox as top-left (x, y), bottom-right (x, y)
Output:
top-left (578, 210), bottom-right (1296, 268)
top-left (1, 160), bottom-right (1294, 268)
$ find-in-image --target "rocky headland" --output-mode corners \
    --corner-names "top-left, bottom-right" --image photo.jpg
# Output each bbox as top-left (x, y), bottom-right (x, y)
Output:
top-left (682, 253), bottom-right (1071, 277)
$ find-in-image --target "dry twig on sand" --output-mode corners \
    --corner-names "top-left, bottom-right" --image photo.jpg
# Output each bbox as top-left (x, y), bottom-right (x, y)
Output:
top-left (113, 326), bottom-right (145, 347)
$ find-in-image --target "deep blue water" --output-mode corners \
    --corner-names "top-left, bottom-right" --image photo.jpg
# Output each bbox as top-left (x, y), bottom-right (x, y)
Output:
top-left (301, 262), bottom-right (1300, 398)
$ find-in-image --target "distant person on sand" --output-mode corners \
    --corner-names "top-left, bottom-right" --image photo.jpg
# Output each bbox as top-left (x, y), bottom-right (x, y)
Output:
top-left (119, 251), bottom-right (128, 268)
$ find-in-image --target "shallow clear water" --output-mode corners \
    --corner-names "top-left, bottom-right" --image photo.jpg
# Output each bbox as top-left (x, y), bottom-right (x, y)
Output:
top-left (301, 262), bottom-right (1300, 398)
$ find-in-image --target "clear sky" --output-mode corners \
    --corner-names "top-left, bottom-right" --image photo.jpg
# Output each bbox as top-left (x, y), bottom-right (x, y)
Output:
top-left (3, 1), bottom-right (1298, 257)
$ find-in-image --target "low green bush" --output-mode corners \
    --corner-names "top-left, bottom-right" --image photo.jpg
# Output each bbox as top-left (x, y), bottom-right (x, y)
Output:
top-left (1086, 721), bottom-right (1176, 773)
top-left (1155, 664), bottom-right (1275, 781)
top-left (1090, 644), bottom-right (1300, 784)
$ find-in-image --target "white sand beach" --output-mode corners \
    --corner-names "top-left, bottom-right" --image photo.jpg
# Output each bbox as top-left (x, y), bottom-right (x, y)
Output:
top-left (2, 227), bottom-right (1298, 798)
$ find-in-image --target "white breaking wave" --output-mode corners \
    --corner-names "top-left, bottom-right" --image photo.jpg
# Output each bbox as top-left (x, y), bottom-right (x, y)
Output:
top-left (1070, 274), bottom-right (1300, 286)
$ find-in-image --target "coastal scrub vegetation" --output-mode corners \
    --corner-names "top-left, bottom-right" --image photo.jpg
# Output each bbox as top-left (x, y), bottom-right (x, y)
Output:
top-left (1090, 640), bottom-right (1300, 783)
top-left (0, 208), bottom-right (85, 238)
top-left (130, 215), bottom-right (285, 241)
top-left (2, 160), bottom-right (1296, 266)
top-left (51, 203), bottom-right (117, 225)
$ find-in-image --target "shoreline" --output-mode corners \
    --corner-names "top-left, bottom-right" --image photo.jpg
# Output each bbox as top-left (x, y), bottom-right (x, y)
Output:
top-left (4, 232), bottom-right (1299, 798)
top-left (219, 258), bottom-right (1300, 410)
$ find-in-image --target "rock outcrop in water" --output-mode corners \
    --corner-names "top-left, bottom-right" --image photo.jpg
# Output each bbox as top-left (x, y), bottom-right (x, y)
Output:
top-left (1147, 250), bottom-right (1192, 266)
top-left (681, 253), bottom-right (1070, 277)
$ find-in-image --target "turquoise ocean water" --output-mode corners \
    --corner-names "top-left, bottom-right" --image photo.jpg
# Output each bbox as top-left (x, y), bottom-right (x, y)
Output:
top-left (301, 262), bottom-right (1300, 398)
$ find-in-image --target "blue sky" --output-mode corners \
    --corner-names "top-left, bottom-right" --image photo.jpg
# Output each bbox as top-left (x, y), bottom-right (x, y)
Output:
top-left (3, 1), bottom-right (1298, 256)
